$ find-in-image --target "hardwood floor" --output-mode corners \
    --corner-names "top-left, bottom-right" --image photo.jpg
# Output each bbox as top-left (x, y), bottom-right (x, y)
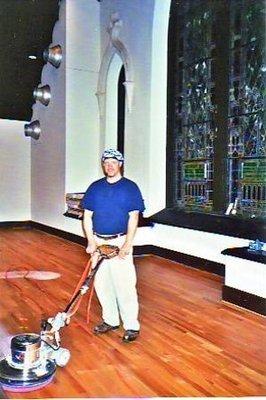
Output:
top-left (0, 227), bottom-right (265, 398)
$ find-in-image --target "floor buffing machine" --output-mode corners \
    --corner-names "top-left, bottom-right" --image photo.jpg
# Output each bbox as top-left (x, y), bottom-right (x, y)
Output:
top-left (0, 244), bottom-right (119, 393)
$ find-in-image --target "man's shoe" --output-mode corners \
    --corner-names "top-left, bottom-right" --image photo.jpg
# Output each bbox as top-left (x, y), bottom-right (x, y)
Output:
top-left (93, 322), bottom-right (119, 334)
top-left (122, 329), bottom-right (139, 343)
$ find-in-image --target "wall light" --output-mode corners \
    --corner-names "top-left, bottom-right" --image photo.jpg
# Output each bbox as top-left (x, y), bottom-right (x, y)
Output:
top-left (43, 44), bottom-right (62, 68)
top-left (33, 85), bottom-right (51, 106)
top-left (24, 120), bottom-right (41, 140)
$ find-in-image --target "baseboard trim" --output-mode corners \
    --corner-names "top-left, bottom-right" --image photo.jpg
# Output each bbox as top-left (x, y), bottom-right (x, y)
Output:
top-left (0, 220), bottom-right (86, 246)
top-left (30, 221), bottom-right (86, 246)
top-left (134, 245), bottom-right (225, 276)
top-left (0, 220), bottom-right (31, 229)
top-left (1, 221), bottom-right (224, 276)
top-left (222, 285), bottom-right (266, 316)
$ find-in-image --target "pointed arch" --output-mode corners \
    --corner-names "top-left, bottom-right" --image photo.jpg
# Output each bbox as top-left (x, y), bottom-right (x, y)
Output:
top-left (96, 14), bottom-right (134, 153)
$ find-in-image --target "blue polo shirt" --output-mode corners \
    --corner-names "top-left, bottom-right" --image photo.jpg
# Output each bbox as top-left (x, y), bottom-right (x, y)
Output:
top-left (81, 177), bottom-right (145, 235)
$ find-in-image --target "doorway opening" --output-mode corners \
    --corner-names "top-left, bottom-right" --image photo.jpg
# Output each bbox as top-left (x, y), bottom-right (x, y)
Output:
top-left (105, 53), bottom-right (125, 154)
top-left (117, 65), bottom-right (125, 155)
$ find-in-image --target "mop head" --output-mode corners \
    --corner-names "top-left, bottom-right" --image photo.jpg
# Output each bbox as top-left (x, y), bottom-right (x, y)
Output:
top-left (0, 270), bottom-right (60, 280)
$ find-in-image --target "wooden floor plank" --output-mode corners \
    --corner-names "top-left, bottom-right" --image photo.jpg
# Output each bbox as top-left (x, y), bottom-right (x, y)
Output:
top-left (0, 228), bottom-right (265, 398)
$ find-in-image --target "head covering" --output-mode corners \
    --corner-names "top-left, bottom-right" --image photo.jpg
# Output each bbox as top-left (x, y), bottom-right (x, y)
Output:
top-left (101, 149), bottom-right (124, 163)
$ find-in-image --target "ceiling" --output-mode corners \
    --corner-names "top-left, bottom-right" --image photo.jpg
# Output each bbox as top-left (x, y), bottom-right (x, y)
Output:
top-left (0, 0), bottom-right (59, 121)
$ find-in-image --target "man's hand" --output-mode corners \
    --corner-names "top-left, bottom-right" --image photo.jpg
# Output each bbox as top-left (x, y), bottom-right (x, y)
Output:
top-left (118, 210), bottom-right (138, 259)
top-left (118, 242), bottom-right (132, 259)
top-left (90, 251), bottom-right (101, 269)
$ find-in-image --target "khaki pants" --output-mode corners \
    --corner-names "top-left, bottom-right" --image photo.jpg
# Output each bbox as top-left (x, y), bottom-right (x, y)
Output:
top-left (94, 235), bottom-right (140, 331)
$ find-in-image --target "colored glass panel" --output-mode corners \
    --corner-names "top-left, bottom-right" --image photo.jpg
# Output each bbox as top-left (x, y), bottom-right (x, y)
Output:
top-left (228, 0), bottom-right (265, 218)
top-left (175, 0), bottom-right (214, 212)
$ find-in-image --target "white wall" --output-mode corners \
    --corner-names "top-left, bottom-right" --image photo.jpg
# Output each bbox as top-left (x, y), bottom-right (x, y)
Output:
top-left (100, 0), bottom-right (155, 212)
top-left (2, 0), bottom-right (252, 267)
top-left (31, 0), bottom-right (66, 230)
top-left (28, 0), bottom-right (163, 234)
top-left (96, 0), bottom-right (171, 216)
top-left (66, 0), bottom-right (101, 196)
top-left (148, 0), bottom-right (171, 215)
top-left (225, 256), bottom-right (266, 297)
top-left (150, 224), bottom-right (249, 264)
top-left (0, 119), bottom-right (31, 221)
top-left (30, 0), bottom-right (101, 237)
top-left (63, 0), bottom-right (156, 236)
top-left (64, 0), bottom-right (101, 236)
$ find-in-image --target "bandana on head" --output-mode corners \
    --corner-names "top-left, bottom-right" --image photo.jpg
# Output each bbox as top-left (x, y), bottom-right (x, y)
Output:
top-left (101, 149), bottom-right (124, 162)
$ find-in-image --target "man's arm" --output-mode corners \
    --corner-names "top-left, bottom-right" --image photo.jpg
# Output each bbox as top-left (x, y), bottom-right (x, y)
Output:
top-left (83, 209), bottom-right (97, 254)
top-left (119, 210), bottom-right (139, 258)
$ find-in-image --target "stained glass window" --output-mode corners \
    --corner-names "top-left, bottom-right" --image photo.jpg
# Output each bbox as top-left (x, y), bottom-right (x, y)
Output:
top-left (168, 0), bottom-right (265, 219)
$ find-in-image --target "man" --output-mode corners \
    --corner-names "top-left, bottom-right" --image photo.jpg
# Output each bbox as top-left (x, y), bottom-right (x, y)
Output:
top-left (81, 149), bottom-right (145, 342)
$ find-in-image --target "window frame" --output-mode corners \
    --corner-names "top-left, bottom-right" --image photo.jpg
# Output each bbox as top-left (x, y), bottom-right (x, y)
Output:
top-left (152, 0), bottom-right (266, 241)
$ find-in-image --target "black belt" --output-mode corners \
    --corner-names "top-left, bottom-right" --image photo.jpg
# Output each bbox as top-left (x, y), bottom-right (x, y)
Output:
top-left (94, 232), bottom-right (126, 240)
